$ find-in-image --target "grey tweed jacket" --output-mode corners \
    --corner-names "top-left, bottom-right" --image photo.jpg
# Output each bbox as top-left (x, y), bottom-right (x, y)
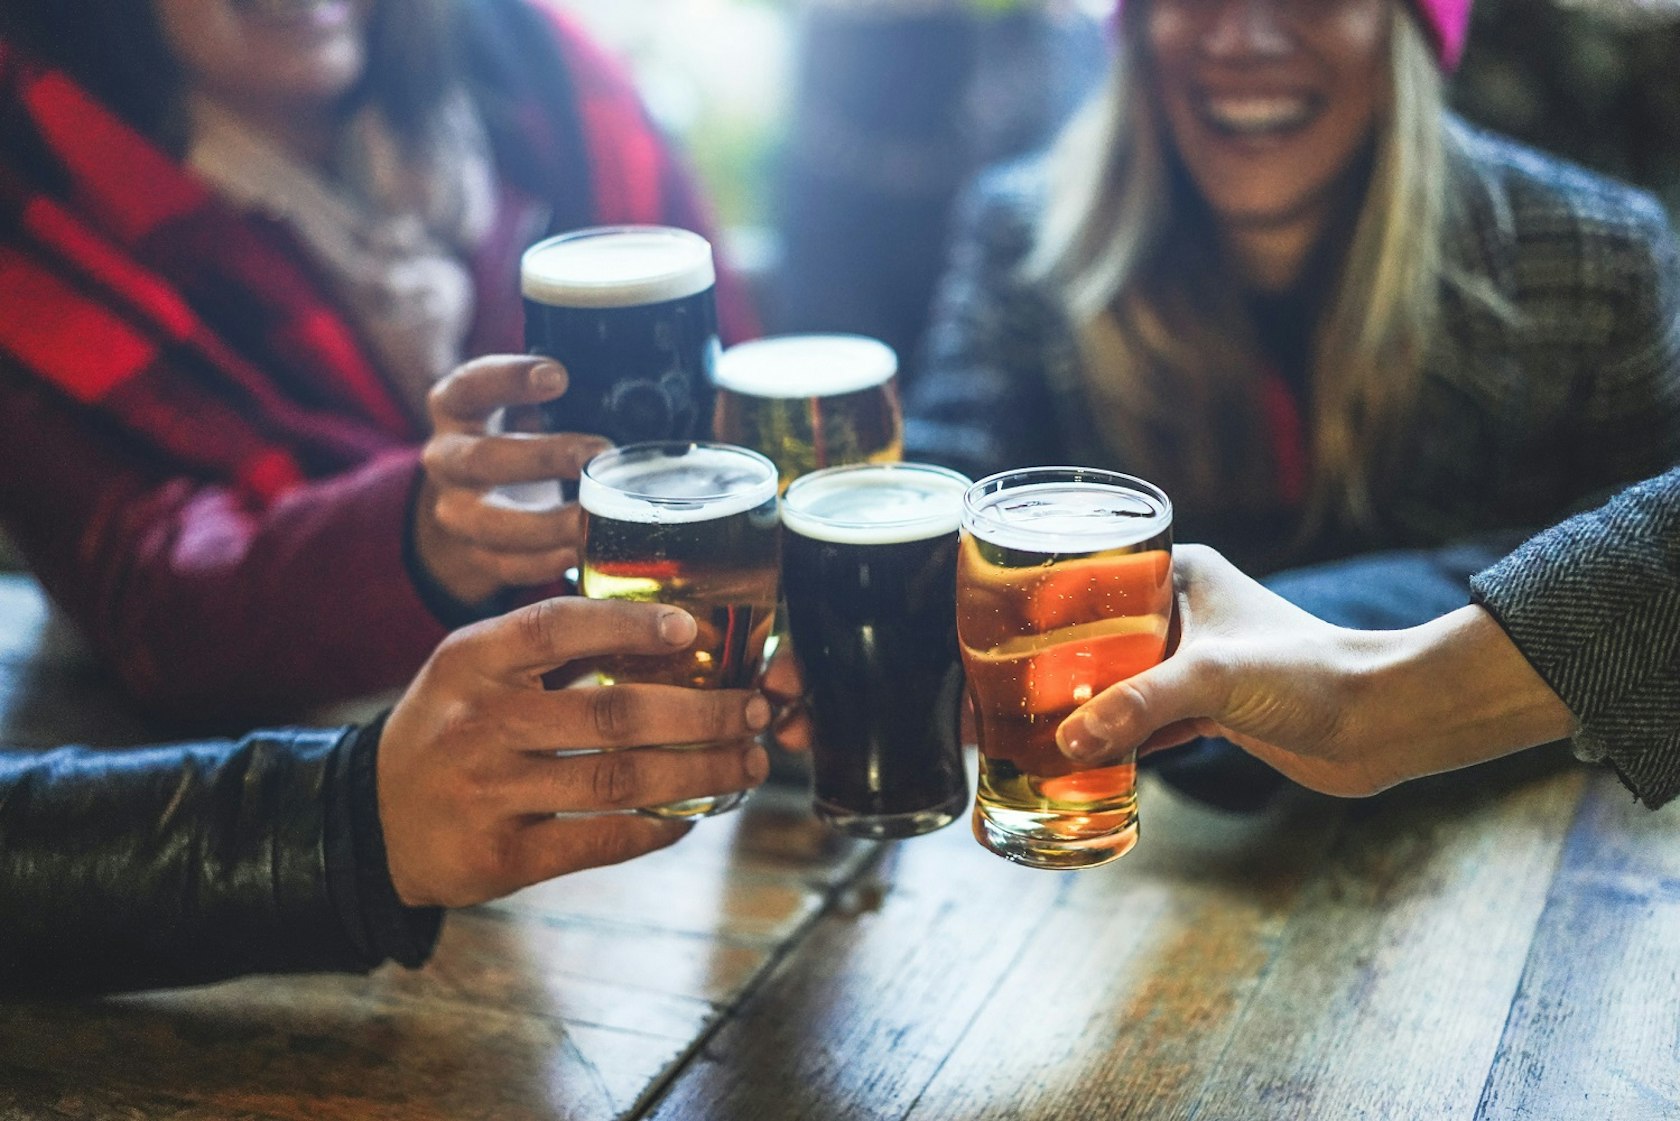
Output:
top-left (1472, 467), bottom-right (1680, 809)
top-left (906, 120), bottom-right (1680, 574)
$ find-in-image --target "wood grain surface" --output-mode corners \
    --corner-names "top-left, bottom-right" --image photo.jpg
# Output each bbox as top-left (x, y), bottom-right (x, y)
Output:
top-left (2, 574), bottom-right (1678, 1121)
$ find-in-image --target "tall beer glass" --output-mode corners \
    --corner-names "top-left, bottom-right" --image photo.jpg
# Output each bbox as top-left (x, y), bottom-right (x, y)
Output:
top-left (713, 334), bottom-right (903, 491)
top-left (524, 226), bottom-right (718, 446)
top-left (781, 463), bottom-right (971, 838)
top-left (579, 442), bottom-right (781, 818)
top-left (957, 468), bottom-right (1173, 869)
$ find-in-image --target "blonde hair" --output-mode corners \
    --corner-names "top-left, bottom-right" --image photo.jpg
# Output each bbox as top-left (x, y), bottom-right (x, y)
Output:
top-left (1026, 5), bottom-right (1456, 535)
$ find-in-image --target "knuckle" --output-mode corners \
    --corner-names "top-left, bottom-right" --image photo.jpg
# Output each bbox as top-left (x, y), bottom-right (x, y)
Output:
top-left (518, 597), bottom-right (564, 660)
top-left (454, 440), bottom-right (497, 485)
top-left (435, 490), bottom-right (478, 536)
top-left (588, 686), bottom-right (634, 742)
top-left (419, 439), bottom-right (450, 476)
top-left (590, 752), bottom-right (642, 808)
top-left (435, 697), bottom-right (492, 747)
top-left (426, 375), bottom-right (457, 415)
top-left (705, 692), bottom-right (738, 741)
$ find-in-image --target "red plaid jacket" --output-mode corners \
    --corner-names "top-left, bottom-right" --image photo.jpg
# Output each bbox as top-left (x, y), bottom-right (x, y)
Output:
top-left (0, 2), bottom-right (756, 723)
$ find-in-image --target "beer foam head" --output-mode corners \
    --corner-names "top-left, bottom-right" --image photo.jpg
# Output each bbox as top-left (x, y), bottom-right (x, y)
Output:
top-left (963, 469), bottom-right (1172, 553)
top-left (782, 463), bottom-right (971, 545)
top-left (715, 334), bottom-right (897, 399)
top-left (522, 226), bottom-right (715, 308)
top-left (580, 442), bottom-right (778, 525)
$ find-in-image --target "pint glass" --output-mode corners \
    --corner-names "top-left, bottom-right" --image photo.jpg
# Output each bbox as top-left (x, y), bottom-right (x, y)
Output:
top-left (781, 463), bottom-right (971, 838)
top-left (713, 334), bottom-right (903, 491)
top-left (957, 469), bottom-right (1173, 869)
top-left (579, 442), bottom-right (782, 818)
top-left (523, 226), bottom-right (718, 446)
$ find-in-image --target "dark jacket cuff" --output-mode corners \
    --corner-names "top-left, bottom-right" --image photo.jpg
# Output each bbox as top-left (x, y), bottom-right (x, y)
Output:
top-left (327, 715), bottom-right (444, 969)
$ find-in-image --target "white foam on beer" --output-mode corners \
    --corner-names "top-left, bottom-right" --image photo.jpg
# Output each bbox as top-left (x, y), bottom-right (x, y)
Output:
top-left (579, 444), bottom-right (778, 525)
top-left (964, 480), bottom-right (1171, 553)
top-left (715, 334), bottom-right (898, 398)
top-left (521, 227), bottom-right (715, 308)
top-left (781, 464), bottom-right (970, 545)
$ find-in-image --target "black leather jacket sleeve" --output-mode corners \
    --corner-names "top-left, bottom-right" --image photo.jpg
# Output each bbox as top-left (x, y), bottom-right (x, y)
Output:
top-left (0, 722), bottom-right (442, 995)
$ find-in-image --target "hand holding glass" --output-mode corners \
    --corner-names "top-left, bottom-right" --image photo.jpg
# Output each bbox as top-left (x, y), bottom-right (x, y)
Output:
top-left (957, 468), bottom-right (1174, 869)
top-left (578, 442), bottom-right (782, 818)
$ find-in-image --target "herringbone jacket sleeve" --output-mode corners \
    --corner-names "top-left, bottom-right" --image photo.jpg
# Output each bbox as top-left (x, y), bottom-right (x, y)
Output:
top-left (1469, 467), bottom-right (1680, 808)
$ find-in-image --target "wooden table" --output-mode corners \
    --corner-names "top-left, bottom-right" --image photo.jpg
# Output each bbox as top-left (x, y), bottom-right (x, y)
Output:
top-left (1, 573), bottom-right (1677, 1120)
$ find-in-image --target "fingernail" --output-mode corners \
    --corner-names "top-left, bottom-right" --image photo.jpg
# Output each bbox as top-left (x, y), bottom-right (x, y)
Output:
top-left (743, 744), bottom-right (770, 784)
top-left (745, 694), bottom-right (772, 732)
top-left (531, 361), bottom-right (565, 391)
top-left (658, 610), bottom-right (696, 646)
top-left (1057, 714), bottom-right (1111, 762)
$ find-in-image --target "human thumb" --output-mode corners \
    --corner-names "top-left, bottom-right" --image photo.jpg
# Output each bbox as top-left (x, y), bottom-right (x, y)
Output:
top-left (1056, 652), bottom-right (1217, 765)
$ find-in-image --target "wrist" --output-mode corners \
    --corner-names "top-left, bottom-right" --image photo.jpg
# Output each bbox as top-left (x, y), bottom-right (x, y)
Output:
top-left (408, 479), bottom-right (503, 614)
top-left (1358, 606), bottom-right (1577, 785)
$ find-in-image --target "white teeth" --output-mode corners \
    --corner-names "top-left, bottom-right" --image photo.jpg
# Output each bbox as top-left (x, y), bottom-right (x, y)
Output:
top-left (1202, 96), bottom-right (1315, 134)
top-left (238, 0), bottom-right (330, 16)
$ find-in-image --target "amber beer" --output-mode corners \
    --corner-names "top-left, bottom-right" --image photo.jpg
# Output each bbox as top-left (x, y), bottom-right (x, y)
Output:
top-left (781, 464), bottom-right (972, 838)
top-left (579, 442), bottom-right (782, 818)
top-left (957, 468), bottom-right (1173, 869)
top-left (712, 334), bottom-right (903, 491)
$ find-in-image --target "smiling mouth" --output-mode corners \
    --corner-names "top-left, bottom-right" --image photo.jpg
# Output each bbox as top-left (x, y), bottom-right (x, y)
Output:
top-left (1195, 94), bottom-right (1323, 139)
top-left (231, 0), bottom-right (350, 26)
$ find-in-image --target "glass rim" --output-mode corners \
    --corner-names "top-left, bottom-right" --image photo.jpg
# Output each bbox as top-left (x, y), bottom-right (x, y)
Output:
top-left (581, 441), bottom-right (779, 510)
top-left (715, 333), bottom-right (899, 398)
top-left (520, 225), bottom-right (715, 307)
top-left (962, 466), bottom-right (1173, 545)
top-left (782, 462), bottom-right (971, 542)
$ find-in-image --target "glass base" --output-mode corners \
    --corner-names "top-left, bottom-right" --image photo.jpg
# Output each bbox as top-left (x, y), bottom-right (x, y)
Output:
top-left (814, 789), bottom-right (968, 839)
top-left (972, 803), bottom-right (1137, 870)
top-left (638, 789), bottom-right (750, 820)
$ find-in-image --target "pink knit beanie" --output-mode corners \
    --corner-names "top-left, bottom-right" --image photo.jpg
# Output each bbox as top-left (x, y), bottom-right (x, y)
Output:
top-left (1116, 0), bottom-right (1473, 71)
top-left (1407, 0), bottom-right (1472, 69)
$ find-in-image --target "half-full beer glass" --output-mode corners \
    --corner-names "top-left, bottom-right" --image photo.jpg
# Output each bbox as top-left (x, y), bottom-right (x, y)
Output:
top-left (781, 463), bottom-right (971, 838)
top-left (579, 442), bottom-right (782, 818)
top-left (957, 468), bottom-right (1173, 869)
top-left (712, 334), bottom-right (903, 491)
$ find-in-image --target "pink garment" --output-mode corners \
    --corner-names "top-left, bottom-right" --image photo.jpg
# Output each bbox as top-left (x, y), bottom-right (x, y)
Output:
top-left (1407, 0), bottom-right (1472, 69)
top-left (1115, 0), bottom-right (1473, 71)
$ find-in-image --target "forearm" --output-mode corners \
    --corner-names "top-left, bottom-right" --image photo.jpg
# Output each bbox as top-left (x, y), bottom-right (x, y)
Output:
top-left (0, 731), bottom-right (361, 995)
top-left (17, 450), bottom-right (451, 724)
top-left (1351, 606), bottom-right (1578, 784)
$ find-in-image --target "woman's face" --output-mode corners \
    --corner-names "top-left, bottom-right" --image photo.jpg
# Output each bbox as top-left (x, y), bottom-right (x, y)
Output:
top-left (1145, 0), bottom-right (1392, 231)
top-left (154, 0), bottom-right (375, 111)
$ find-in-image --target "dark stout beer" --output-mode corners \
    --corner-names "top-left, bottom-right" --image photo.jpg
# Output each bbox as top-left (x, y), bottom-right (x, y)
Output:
top-left (957, 469), bottom-right (1173, 869)
top-left (579, 442), bottom-right (782, 818)
top-left (713, 334), bottom-right (903, 491)
top-left (523, 226), bottom-right (718, 445)
top-left (781, 463), bottom-right (971, 838)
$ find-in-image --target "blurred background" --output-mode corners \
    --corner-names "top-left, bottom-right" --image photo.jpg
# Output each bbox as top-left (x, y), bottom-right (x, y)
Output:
top-left (557, 0), bottom-right (1680, 386)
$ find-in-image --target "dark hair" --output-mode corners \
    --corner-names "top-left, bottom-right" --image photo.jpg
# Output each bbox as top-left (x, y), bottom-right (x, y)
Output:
top-left (0, 0), bottom-right (457, 153)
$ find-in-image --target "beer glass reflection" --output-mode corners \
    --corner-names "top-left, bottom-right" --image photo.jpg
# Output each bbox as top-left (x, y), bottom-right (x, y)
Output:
top-left (957, 469), bottom-right (1173, 869)
top-left (781, 464), bottom-right (972, 838)
top-left (579, 442), bottom-right (782, 818)
top-left (713, 334), bottom-right (903, 491)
